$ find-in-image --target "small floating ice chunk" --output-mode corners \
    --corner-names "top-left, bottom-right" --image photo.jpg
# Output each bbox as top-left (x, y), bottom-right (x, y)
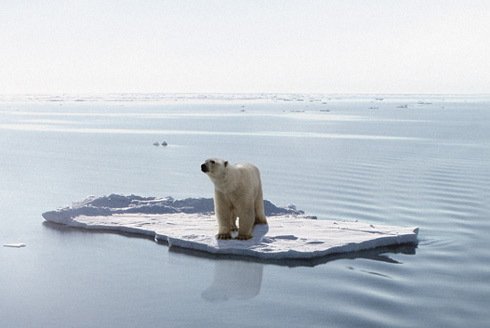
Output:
top-left (3, 243), bottom-right (26, 248)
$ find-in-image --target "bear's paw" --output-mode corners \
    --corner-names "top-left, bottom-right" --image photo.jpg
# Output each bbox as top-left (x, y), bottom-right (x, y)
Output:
top-left (216, 233), bottom-right (232, 240)
top-left (236, 234), bottom-right (252, 240)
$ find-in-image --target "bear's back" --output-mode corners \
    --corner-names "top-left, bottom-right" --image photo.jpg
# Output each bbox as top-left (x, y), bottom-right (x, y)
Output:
top-left (232, 163), bottom-right (261, 189)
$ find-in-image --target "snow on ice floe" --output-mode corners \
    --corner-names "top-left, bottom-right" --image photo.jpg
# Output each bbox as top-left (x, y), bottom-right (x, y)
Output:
top-left (42, 194), bottom-right (418, 262)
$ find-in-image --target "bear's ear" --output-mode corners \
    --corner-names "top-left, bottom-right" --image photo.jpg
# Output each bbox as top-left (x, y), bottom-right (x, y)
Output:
top-left (224, 161), bottom-right (228, 167)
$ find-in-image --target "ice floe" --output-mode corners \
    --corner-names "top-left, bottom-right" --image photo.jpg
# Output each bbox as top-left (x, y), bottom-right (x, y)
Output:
top-left (42, 194), bottom-right (418, 262)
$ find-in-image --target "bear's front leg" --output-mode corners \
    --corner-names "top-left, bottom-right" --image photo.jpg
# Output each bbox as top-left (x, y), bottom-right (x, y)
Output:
top-left (236, 205), bottom-right (255, 240)
top-left (230, 210), bottom-right (238, 238)
top-left (214, 191), bottom-right (233, 240)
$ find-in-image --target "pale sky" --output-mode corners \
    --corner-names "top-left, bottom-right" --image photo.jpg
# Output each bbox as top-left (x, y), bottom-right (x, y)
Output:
top-left (1, 0), bottom-right (489, 94)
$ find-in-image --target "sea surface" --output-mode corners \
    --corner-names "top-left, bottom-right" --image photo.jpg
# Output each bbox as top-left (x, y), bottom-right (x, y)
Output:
top-left (1, 95), bottom-right (489, 327)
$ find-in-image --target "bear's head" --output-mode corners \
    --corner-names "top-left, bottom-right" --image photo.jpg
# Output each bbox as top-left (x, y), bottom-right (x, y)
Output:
top-left (201, 158), bottom-right (229, 179)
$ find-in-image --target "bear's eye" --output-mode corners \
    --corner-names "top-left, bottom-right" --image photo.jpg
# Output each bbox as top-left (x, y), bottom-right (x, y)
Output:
top-left (210, 160), bottom-right (215, 165)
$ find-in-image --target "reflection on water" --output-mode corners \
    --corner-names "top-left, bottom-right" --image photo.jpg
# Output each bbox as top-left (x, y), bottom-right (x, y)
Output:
top-left (201, 260), bottom-right (264, 302)
top-left (42, 220), bottom-right (417, 306)
top-left (169, 241), bottom-right (417, 267)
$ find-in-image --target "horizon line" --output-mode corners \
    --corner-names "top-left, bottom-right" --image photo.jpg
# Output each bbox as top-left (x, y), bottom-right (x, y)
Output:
top-left (1, 92), bottom-right (490, 96)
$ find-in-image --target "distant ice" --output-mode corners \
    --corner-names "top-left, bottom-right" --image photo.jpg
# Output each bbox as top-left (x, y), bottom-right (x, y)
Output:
top-left (42, 194), bottom-right (418, 262)
top-left (3, 93), bottom-right (488, 105)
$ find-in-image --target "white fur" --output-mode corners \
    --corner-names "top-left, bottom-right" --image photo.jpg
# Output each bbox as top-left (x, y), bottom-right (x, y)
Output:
top-left (201, 158), bottom-right (267, 240)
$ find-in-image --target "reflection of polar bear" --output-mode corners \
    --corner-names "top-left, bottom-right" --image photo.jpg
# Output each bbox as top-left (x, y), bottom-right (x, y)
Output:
top-left (202, 261), bottom-right (264, 301)
top-left (201, 158), bottom-right (267, 240)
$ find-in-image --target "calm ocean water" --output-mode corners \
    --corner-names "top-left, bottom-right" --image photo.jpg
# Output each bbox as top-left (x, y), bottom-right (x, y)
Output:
top-left (1, 95), bottom-right (489, 327)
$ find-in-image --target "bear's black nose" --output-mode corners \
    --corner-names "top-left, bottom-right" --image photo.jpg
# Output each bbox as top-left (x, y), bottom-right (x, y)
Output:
top-left (201, 164), bottom-right (208, 172)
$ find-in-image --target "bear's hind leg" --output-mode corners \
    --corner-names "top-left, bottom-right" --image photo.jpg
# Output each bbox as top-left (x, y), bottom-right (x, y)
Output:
top-left (254, 189), bottom-right (267, 225)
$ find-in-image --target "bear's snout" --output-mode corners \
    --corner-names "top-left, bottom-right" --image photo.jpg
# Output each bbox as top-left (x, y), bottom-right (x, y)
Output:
top-left (201, 163), bottom-right (209, 173)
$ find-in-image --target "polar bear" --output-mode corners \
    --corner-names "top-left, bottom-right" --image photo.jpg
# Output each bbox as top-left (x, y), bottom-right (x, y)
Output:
top-left (201, 158), bottom-right (267, 240)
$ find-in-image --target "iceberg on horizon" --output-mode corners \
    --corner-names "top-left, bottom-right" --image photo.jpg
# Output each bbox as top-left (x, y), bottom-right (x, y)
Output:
top-left (42, 194), bottom-right (418, 264)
